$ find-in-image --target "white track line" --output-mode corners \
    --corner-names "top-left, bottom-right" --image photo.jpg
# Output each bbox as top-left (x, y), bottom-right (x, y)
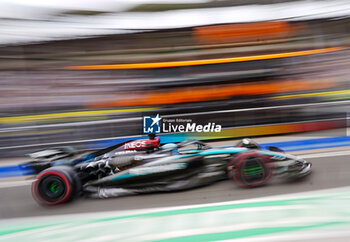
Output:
top-left (0, 179), bottom-right (33, 188)
top-left (225, 229), bottom-right (350, 242)
top-left (300, 149), bottom-right (350, 159)
top-left (2, 185), bottom-right (350, 224)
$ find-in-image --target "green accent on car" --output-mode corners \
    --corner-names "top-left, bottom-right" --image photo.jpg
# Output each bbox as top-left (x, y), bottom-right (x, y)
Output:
top-left (200, 148), bottom-right (247, 155)
top-left (49, 182), bottom-right (60, 193)
top-left (244, 166), bottom-right (263, 174)
top-left (175, 154), bottom-right (198, 159)
top-left (259, 151), bottom-right (286, 158)
top-left (176, 148), bottom-right (247, 159)
top-left (110, 173), bottom-right (138, 181)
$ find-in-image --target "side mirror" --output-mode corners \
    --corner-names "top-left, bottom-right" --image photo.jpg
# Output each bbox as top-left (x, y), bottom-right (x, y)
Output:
top-left (268, 146), bottom-right (284, 153)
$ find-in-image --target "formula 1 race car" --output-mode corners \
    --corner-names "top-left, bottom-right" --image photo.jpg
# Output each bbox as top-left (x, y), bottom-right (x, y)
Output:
top-left (28, 137), bottom-right (312, 206)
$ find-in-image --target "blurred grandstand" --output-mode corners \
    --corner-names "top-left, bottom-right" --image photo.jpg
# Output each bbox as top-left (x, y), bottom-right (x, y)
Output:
top-left (0, 0), bottom-right (349, 156)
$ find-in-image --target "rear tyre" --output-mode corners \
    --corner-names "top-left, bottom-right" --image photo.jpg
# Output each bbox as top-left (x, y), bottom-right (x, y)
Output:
top-left (32, 166), bottom-right (80, 206)
top-left (227, 153), bottom-right (273, 188)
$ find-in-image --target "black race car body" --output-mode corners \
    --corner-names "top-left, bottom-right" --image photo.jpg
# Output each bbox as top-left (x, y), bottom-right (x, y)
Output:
top-left (29, 138), bottom-right (312, 205)
top-left (23, 136), bottom-right (161, 174)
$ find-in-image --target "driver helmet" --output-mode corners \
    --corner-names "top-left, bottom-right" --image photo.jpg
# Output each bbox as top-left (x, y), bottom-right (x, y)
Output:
top-left (237, 138), bottom-right (260, 149)
top-left (161, 143), bottom-right (178, 150)
top-left (161, 143), bottom-right (179, 154)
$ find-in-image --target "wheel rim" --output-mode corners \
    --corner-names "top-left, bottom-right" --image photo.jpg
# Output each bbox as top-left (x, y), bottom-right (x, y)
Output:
top-left (38, 175), bottom-right (67, 202)
top-left (240, 157), bottom-right (266, 185)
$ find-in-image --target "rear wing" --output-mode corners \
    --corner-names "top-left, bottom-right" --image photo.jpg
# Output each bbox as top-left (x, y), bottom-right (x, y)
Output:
top-left (26, 146), bottom-right (77, 160)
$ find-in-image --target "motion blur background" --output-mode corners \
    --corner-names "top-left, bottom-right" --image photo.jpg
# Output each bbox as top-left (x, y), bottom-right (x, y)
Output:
top-left (1, 0), bottom-right (350, 156)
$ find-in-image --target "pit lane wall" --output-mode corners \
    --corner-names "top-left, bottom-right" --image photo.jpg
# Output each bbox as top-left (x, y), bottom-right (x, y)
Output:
top-left (2, 186), bottom-right (350, 241)
top-left (0, 112), bottom-right (346, 158)
top-left (90, 118), bottom-right (346, 149)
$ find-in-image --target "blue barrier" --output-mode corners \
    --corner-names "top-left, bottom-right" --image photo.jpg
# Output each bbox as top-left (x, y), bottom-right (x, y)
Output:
top-left (260, 136), bottom-right (350, 152)
top-left (0, 165), bottom-right (34, 178)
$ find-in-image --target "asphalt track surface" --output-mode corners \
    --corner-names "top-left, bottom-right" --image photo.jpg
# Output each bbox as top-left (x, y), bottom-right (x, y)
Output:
top-left (1, 150), bottom-right (350, 220)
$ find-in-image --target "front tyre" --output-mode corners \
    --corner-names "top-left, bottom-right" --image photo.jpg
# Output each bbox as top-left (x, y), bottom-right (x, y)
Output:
top-left (32, 166), bottom-right (80, 206)
top-left (227, 153), bottom-right (273, 188)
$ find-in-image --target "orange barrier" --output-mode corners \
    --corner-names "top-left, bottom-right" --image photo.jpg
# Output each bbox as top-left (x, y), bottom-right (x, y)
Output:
top-left (90, 79), bottom-right (335, 108)
top-left (67, 46), bottom-right (346, 70)
top-left (194, 22), bottom-right (301, 44)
